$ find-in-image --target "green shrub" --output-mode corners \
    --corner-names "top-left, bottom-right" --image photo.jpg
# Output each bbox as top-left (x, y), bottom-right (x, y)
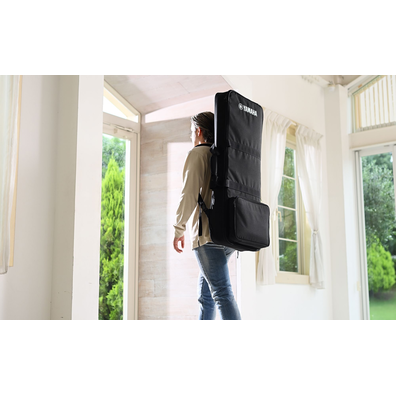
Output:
top-left (99, 156), bottom-right (125, 320)
top-left (367, 240), bottom-right (396, 293)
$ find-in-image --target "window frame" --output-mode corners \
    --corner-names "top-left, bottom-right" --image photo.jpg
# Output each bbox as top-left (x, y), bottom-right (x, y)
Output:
top-left (351, 75), bottom-right (396, 133)
top-left (102, 107), bottom-right (141, 320)
top-left (274, 129), bottom-right (311, 285)
top-left (355, 143), bottom-right (396, 320)
top-left (104, 80), bottom-right (140, 123)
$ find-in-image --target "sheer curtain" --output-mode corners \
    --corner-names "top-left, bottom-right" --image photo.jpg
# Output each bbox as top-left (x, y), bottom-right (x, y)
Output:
top-left (295, 125), bottom-right (324, 289)
top-left (257, 109), bottom-right (292, 285)
top-left (0, 76), bottom-right (21, 275)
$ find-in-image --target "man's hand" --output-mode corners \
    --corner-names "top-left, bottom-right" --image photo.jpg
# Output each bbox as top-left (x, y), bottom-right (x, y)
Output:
top-left (173, 236), bottom-right (185, 253)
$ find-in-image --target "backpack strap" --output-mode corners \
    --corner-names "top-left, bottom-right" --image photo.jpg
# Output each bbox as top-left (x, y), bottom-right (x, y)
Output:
top-left (198, 194), bottom-right (210, 237)
top-left (197, 144), bottom-right (213, 236)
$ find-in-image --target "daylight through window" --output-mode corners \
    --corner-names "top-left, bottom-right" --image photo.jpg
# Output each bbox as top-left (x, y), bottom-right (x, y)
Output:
top-left (353, 75), bottom-right (396, 133)
top-left (103, 84), bottom-right (139, 122)
top-left (278, 146), bottom-right (299, 272)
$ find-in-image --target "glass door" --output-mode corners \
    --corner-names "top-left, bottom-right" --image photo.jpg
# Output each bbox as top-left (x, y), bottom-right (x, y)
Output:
top-left (357, 145), bottom-right (396, 320)
top-left (101, 83), bottom-right (140, 320)
top-left (99, 133), bottom-right (127, 320)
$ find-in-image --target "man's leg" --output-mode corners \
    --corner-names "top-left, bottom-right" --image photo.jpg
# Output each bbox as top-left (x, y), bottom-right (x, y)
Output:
top-left (194, 243), bottom-right (241, 320)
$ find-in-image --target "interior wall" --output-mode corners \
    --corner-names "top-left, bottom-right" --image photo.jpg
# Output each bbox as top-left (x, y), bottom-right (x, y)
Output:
top-left (324, 85), bottom-right (362, 319)
top-left (51, 75), bottom-right (104, 320)
top-left (0, 75), bottom-right (104, 320)
top-left (50, 76), bottom-right (79, 319)
top-left (224, 75), bottom-right (333, 319)
top-left (0, 76), bottom-right (59, 319)
top-left (139, 117), bottom-right (237, 320)
top-left (71, 76), bottom-right (104, 320)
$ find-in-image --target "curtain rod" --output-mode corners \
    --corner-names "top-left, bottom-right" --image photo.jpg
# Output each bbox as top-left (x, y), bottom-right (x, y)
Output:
top-left (262, 106), bottom-right (303, 129)
top-left (261, 106), bottom-right (323, 139)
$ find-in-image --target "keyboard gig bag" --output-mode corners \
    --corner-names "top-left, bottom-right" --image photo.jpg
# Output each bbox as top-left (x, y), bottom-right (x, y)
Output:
top-left (198, 90), bottom-right (270, 252)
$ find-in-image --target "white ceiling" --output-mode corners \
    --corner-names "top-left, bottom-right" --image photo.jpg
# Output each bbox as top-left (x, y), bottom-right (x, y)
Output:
top-left (319, 75), bottom-right (361, 86)
top-left (104, 75), bottom-right (232, 115)
top-left (104, 75), bottom-right (362, 116)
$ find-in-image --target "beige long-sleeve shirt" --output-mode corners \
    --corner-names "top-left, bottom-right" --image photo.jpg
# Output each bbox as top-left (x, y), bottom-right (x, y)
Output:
top-left (173, 144), bottom-right (212, 249)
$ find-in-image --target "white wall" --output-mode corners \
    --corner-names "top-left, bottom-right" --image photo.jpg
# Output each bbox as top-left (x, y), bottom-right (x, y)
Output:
top-left (71, 76), bottom-right (103, 320)
top-left (224, 75), bottom-right (333, 319)
top-left (324, 86), bottom-right (362, 319)
top-left (51, 75), bottom-right (104, 320)
top-left (0, 75), bottom-right (104, 320)
top-left (0, 76), bottom-right (59, 319)
top-left (50, 76), bottom-right (79, 319)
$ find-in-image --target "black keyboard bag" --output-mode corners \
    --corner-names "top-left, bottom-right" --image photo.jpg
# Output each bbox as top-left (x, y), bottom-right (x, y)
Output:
top-left (199, 90), bottom-right (270, 252)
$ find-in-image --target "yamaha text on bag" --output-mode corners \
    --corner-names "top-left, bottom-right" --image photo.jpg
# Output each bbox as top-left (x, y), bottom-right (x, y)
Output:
top-left (238, 102), bottom-right (258, 117)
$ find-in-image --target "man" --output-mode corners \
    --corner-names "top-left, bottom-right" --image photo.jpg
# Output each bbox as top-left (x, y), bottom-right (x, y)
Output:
top-left (173, 112), bottom-right (241, 320)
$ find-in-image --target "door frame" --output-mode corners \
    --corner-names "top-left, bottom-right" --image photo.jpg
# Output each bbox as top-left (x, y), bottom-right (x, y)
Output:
top-left (103, 111), bottom-right (140, 320)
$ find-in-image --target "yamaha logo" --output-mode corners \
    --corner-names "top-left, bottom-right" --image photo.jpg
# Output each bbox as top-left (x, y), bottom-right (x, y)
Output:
top-left (238, 103), bottom-right (257, 117)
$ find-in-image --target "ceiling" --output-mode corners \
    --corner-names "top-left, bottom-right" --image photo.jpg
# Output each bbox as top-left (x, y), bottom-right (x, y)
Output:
top-left (104, 75), bottom-right (362, 116)
top-left (104, 75), bottom-right (232, 115)
top-left (319, 75), bottom-right (361, 86)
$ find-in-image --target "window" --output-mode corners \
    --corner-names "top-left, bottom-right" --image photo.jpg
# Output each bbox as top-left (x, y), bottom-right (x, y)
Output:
top-left (99, 133), bottom-right (127, 320)
top-left (101, 82), bottom-right (141, 319)
top-left (103, 81), bottom-right (139, 123)
top-left (273, 130), bottom-right (311, 284)
top-left (352, 75), bottom-right (396, 133)
top-left (356, 145), bottom-right (396, 320)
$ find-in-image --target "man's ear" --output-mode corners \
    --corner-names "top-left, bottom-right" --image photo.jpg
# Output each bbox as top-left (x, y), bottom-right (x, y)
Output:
top-left (197, 127), bottom-right (202, 136)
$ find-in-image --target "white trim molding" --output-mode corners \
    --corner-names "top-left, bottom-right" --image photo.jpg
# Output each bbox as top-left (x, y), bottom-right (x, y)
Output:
top-left (301, 75), bottom-right (330, 88)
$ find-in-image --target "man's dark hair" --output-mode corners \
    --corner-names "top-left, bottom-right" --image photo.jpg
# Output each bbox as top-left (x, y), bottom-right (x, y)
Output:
top-left (191, 111), bottom-right (214, 143)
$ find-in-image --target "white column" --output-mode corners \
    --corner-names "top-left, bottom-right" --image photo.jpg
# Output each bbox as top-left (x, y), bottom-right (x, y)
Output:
top-left (324, 85), bottom-right (361, 319)
top-left (51, 76), bottom-right (103, 320)
top-left (72, 76), bottom-right (104, 320)
top-left (51, 76), bottom-right (79, 319)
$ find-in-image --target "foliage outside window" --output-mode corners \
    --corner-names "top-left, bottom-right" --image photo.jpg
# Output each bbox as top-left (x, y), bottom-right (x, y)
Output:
top-left (362, 153), bottom-right (396, 296)
top-left (275, 136), bottom-right (310, 276)
top-left (99, 135), bottom-right (126, 320)
top-left (278, 146), bottom-right (299, 272)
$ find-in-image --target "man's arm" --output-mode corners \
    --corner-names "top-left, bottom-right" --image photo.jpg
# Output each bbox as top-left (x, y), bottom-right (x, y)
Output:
top-left (173, 150), bottom-right (206, 252)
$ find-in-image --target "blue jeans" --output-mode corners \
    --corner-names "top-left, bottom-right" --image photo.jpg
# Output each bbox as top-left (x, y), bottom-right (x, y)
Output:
top-left (193, 242), bottom-right (241, 320)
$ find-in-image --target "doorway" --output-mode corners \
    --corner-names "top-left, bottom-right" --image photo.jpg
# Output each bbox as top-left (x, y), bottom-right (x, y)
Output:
top-left (356, 145), bottom-right (396, 319)
top-left (100, 119), bottom-right (140, 320)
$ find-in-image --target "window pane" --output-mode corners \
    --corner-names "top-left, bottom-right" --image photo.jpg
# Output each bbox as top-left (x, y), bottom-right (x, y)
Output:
top-left (278, 177), bottom-right (296, 208)
top-left (361, 152), bottom-right (396, 320)
top-left (99, 134), bottom-right (127, 320)
top-left (103, 96), bottom-right (128, 119)
top-left (279, 240), bottom-right (298, 273)
top-left (278, 207), bottom-right (297, 241)
top-left (353, 75), bottom-right (396, 133)
top-left (283, 147), bottom-right (295, 178)
top-left (103, 87), bottom-right (139, 122)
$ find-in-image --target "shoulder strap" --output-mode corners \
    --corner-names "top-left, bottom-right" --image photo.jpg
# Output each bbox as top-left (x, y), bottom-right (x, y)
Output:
top-left (195, 143), bottom-right (212, 148)
top-left (198, 194), bottom-right (210, 237)
top-left (198, 193), bottom-right (208, 213)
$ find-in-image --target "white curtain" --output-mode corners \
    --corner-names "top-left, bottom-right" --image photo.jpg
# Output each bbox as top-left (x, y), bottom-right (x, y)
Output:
top-left (257, 109), bottom-right (292, 285)
top-left (295, 125), bottom-right (324, 289)
top-left (0, 76), bottom-right (21, 275)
